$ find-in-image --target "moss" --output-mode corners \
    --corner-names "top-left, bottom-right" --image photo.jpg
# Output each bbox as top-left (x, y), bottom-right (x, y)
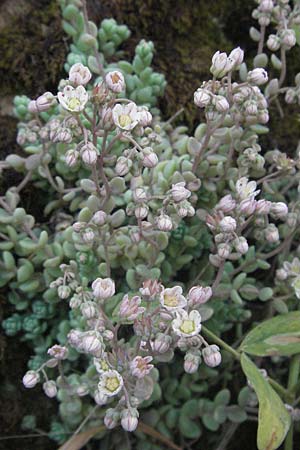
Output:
top-left (0, 0), bottom-right (67, 97)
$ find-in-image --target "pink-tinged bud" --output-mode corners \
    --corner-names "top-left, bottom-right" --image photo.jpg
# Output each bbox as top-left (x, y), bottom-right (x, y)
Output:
top-left (258, 14), bottom-right (270, 26)
top-left (65, 149), bottom-right (80, 167)
top-left (202, 345), bottom-right (222, 367)
top-left (28, 92), bottom-right (57, 113)
top-left (188, 286), bottom-right (212, 307)
top-left (156, 214), bottom-right (173, 231)
top-left (281, 29), bottom-right (296, 49)
top-left (130, 356), bottom-right (153, 378)
top-left (80, 301), bottom-right (97, 319)
top-left (57, 285), bottom-right (71, 299)
top-left (171, 182), bottom-right (191, 202)
top-left (210, 51), bottom-right (231, 78)
top-left (81, 142), bottom-right (98, 166)
top-left (133, 187), bottom-right (147, 203)
top-left (184, 350), bottom-right (201, 374)
top-left (135, 204), bottom-right (149, 219)
top-left (217, 243), bottom-right (231, 259)
top-left (256, 199), bottom-right (271, 215)
top-left (69, 63), bottom-right (92, 86)
top-left (67, 329), bottom-right (83, 347)
top-left (276, 268), bottom-right (288, 281)
top-left (23, 370), bottom-right (40, 388)
top-left (219, 216), bottom-right (237, 232)
top-left (92, 278), bottom-right (115, 299)
top-left (73, 221), bottom-right (86, 233)
top-left (140, 279), bottom-right (163, 298)
top-left (104, 408), bottom-right (119, 429)
top-left (209, 253), bottom-right (223, 268)
top-left (214, 95), bottom-right (230, 112)
top-left (244, 100), bottom-right (258, 116)
top-left (258, 110), bottom-right (269, 124)
top-left (234, 237), bottom-right (249, 255)
top-left (82, 228), bottom-right (95, 244)
top-left (47, 344), bottom-right (69, 360)
top-left (247, 68), bottom-right (268, 85)
top-left (76, 384), bottom-right (89, 397)
top-left (285, 89), bottom-right (297, 104)
top-left (267, 34), bottom-right (281, 52)
top-left (194, 88), bottom-right (211, 107)
top-left (51, 127), bottom-right (72, 143)
top-left (152, 333), bottom-right (172, 353)
top-left (270, 202), bottom-right (288, 219)
top-left (92, 210), bottom-right (107, 226)
top-left (138, 107), bottom-right (152, 126)
top-left (259, 0), bottom-right (274, 12)
top-left (82, 334), bottom-right (103, 354)
top-left (265, 224), bottom-right (279, 243)
top-left (116, 156), bottom-right (131, 176)
top-left (121, 409), bottom-right (139, 432)
top-left (105, 70), bottom-right (125, 93)
top-left (141, 148), bottom-right (158, 168)
top-left (216, 194), bottom-right (236, 213)
top-left (120, 294), bottom-right (145, 321)
top-left (239, 197), bottom-right (257, 215)
top-left (43, 380), bottom-right (57, 398)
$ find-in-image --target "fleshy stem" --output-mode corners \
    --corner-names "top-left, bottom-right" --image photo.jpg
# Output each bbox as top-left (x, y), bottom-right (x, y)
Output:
top-left (284, 354), bottom-right (300, 450)
top-left (201, 325), bottom-right (290, 399)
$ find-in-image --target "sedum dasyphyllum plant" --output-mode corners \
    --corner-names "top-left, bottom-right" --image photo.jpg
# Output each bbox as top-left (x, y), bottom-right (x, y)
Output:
top-left (2, 0), bottom-right (300, 449)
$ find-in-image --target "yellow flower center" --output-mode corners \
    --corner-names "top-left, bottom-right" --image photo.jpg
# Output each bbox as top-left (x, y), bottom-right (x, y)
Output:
top-left (180, 319), bottom-right (195, 334)
top-left (105, 376), bottom-right (120, 392)
top-left (119, 114), bottom-right (132, 128)
top-left (164, 294), bottom-right (179, 307)
top-left (101, 360), bottom-right (109, 371)
top-left (68, 97), bottom-right (81, 110)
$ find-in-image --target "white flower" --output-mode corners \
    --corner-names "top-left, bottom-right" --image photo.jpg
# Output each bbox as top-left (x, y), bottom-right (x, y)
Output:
top-left (172, 310), bottom-right (202, 337)
top-left (98, 370), bottom-right (123, 397)
top-left (112, 102), bottom-right (139, 130)
top-left (130, 356), bottom-right (153, 378)
top-left (171, 182), bottom-right (191, 202)
top-left (92, 277), bottom-right (115, 299)
top-left (58, 85), bottom-right (88, 112)
top-left (69, 63), bottom-right (92, 86)
top-left (105, 70), bottom-right (125, 93)
top-left (160, 286), bottom-right (187, 310)
top-left (236, 177), bottom-right (260, 200)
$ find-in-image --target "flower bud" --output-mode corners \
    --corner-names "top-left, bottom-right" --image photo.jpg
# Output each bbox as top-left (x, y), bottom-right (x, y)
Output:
top-left (171, 182), bottom-right (191, 202)
top-left (210, 51), bottom-right (230, 78)
top-left (105, 71), bottom-right (125, 93)
top-left (156, 214), bottom-right (173, 231)
top-left (276, 268), bottom-right (288, 281)
top-left (92, 210), bottom-right (107, 226)
top-left (141, 149), bottom-right (158, 168)
top-left (94, 390), bottom-right (108, 405)
top-left (43, 380), bottom-right (57, 398)
top-left (265, 224), bottom-right (279, 243)
top-left (135, 204), bottom-right (149, 219)
top-left (58, 285), bottom-right (71, 299)
top-left (82, 228), bottom-right (95, 244)
top-left (92, 278), bottom-right (115, 300)
top-left (259, 0), bottom-right (274, 12)
top-left (267, 34), bottom-right (281, 52)
top-left (104, 408), bottom-right (119, 429)
top-left (82, 333), bottom-right (103, 354)
top-left (270, 202), bottom-right (288, 219)
top-left (69, 63), bottom-right (92, 86)
top-left (281, 29), bottom-right (296, 49)
top-left (81, 142), bottom-right (98, 166)
top-left (28, 92), bottom-right (57, 113)
top-left (188, 286), bottom-right (212, 307)
top-left (247, 68), bottom-right (268, 85)
top-left (228, 46), bottom-right (244, 68)
top-left (133, 187), bottom-right (147, 203)
top-left (121, 409), bottom-right (139, 432)
top-left (48, 345), bottom-right (69, 360)
top-left (219, 216), bottom-right (237, 232)
top-left (194, 88), bottom-right (211, 107)
top-left (234, 237), bottom-right (249, 254)
top-left (216, 194), bottom-right (236, 213)
top-left (217, 243), bottom-right (231, 259)
top-left (255, 199), bottom-right (271, 215)
top-left (214, 95), bottom-right (230, 112)
top-left (152, 333), bottom-right (172, 353)
top-left (81, 301), bottom-right (97, 319)
top-left (73, 221), bottom-right (86, 232)
top-left (23, 370), bottom-right (40, 388)
top-left (116, 156), bottom-right (131, 176)
top-left (51, 127), bottom-right (72, 143)
top-left (202, 345), bottom-right (222, 367)
top-left (76, 384), bottom-right (90, 396)
top-left (239, 197), bottom-right (257, 215)
top-left (138, 107), bottom-right (152, 126)
top-left (65, 149), bottom-right (80, 167)
top-left (184, 350), bottom-right (201, 373)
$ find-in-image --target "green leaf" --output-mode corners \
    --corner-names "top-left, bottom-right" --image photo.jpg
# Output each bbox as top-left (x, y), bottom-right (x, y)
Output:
top-left (240, 311), bottom-right (300, 356)
top-left (241, 353), bottom-right (291, 450)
